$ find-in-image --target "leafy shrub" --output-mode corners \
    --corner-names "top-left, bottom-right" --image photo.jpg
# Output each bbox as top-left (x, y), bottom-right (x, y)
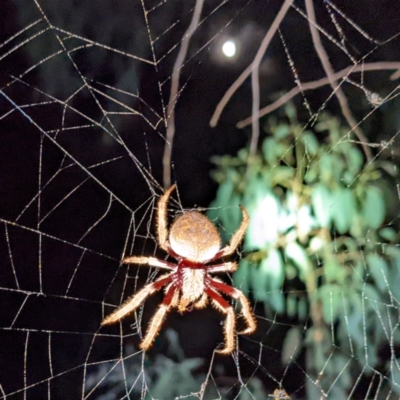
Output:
top-left (86, 329), bottom-right (265, 399)
top-left (209, 106), bottom-right (400, 398)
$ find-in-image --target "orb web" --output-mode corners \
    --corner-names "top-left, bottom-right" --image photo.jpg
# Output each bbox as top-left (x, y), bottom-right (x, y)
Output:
top-left (1, 1), bottom-right (400, 399)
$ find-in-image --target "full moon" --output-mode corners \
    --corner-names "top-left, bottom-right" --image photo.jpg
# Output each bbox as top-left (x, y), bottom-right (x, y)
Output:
top-left (222, 40), bottom-right (236, 58)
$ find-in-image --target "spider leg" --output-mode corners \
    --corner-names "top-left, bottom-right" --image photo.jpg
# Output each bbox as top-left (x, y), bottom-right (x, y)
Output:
top-left (101, 273), bottom-right (173, 325)
top-left (208, 278), bottom-right (256, 335)
top-left (207, 262), bottom-right (237, 274)
top-left (216, 206), bottom-right (249, 258)
top-left (122, 256), bottom-right (175, 270)
top-left (157, 184), bottom-right (176, 252)
top-left (205, 287), bottom-right (236, 354)
top-left (193, 292), bottom-right (208, 309)
top-left (140, 283), bottom-right (178, 350)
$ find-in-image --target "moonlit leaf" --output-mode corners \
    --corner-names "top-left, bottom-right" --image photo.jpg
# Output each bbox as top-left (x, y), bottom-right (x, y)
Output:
top-left (285, 241), bottom-right (311, 277)
top-left (319, 284), bottom-right (342, 324)
top-left (286, 295), bottom-right (297, 317)
top-left (363, 186), bottom-right (385, 228)
top-left (348, 147), bottom-right (363, 175)
top-left (302, 131), bottom-right (319, 156)
top-left (379, 227), bottom-right (396, 241)
top-left (272, 166), bottom-right (294, 185)
top-left (331, 188), bottom-right (356, 234)
top-left (274, 124), bottom-right (291, 140)
top-left (262, 137), bottom-right (278, 165)
top-left (320, 154), bottom-right (334, 183)
top-left (282, 326), bottom-right (302, 364)
top-left (260, 248), bottom-right (284, 291)
top-left (246, 192), bottom-right (280, 248)
top-left (366, 254), bottom-right (388, 293)
top-left (324, 260), bottom-right (345, 284)
top-left (311, 184), bottom-right (332, 227)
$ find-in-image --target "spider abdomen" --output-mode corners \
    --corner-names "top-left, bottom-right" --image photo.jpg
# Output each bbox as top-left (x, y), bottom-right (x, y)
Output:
top-left (169, 211), bottom-right (221, 262)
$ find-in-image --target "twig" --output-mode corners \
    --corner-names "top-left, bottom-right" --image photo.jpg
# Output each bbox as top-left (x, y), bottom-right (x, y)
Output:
top-left (209, 0), bottom-right (294, 130)
top-left (237, 62), bottom-right (400, 128)
top-left (162, 0), bottom-right (205, 189)
top-left (249, 0), bottom-right (294, 158)
top-left (305, 0), bottom-right (371, 160)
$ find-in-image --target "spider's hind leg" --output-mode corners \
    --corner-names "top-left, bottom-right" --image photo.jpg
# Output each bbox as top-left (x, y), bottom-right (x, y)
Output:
top-left (205, 287), bottom-right (236, 354)
top-left (208, 278), bottom-right (256, 335)
top-left (194, 292), bottom-right (208, 309)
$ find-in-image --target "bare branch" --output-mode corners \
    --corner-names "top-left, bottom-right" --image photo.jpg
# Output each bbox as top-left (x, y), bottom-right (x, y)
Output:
top-left (237, 62), bottom-right (400, 128)
top-left (210, 0), bottom-right (294, 131)
top-left (163, 0), bottom-right (205, 189)
top-left (305, 0), bottom-right (371, 160)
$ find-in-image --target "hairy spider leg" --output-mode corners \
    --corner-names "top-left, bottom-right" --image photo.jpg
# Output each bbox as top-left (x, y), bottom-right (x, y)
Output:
top-left (193, 292), bottom-right (208, 309)
top-left (122, 256), bottom-right (175, 270)
top-left (157, 184), bottom-right (176, 252)
top-left (208, 278), bottom-right (256, 335)
top-left (214, 205), bottom-right (250, 258)
top-left (101, 274), bottom-right (173, 326)
top-left (207, 262), bottom-right (237, 273)
top-left (205, 287), bottom-right (236, 354)
top-left (140, 283), bottom-right (178, 350)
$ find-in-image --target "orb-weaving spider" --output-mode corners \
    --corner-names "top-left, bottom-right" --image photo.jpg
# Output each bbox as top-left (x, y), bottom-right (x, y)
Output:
top-left (101, 184), bottom-right (256, 354)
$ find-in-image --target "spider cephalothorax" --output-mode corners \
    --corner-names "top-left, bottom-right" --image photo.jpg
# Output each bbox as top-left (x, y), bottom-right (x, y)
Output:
top-left (101, 184), bottom-right (256, 354)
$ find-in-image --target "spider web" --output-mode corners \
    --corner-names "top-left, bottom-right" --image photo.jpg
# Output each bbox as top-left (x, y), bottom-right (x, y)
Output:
top-left (1, 1), bottom-right (400, 399)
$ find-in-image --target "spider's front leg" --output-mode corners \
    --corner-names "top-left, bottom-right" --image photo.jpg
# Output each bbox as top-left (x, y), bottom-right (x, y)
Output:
top-left (122, 255), bottom-right (175, 270)
top-left (140, 283), bottom-right (178, 350)
top-left (101, 273), bottom-right (173, 326)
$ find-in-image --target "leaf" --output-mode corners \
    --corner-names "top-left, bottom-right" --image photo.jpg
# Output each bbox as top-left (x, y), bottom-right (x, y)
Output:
top-left (363, 186), bottom-right (385, 228)
top-left (379, 227), bottom-right (396, 242)
top-left (304, 162), bottom-right (318, 183)
top-left (251, 249), bottom-right (284, 312)
top-left (234, 259), bottom-right (251, 295)
top-left (320, 154), bottom-right (334, 183)
top-left (260, 248), bottom-right (284, 291)
top-left (273, 124), bottom-right (291, 140)
top-left (386, 246), bottom-right (400, 299)
top-left (271, 166), bottom-right (294, 185)
top-left (286, 295), bottom-right (297, 317)
top-left (262, 137), bottom-right (278, 165)
top-left (324, 260), bottom-right (345, 284)
top-left (298, 298), bottom-right (307, 320)
top-left (285, 241), bottom-right (311, 277)
top-left (267, 291), bottom-right (284, 314)
top-left (330, 154), bottom-right (346, 182)
top-left (366, 253), bottom-right (388, 292)
top-left (301, 131), bottom-right (319, 156)
top-left (282, 326), bottom-right (302, 364)
top-left (311, 184), bottom-right (332, 227)
top-left (331, 188), bottom-right (357, 234)
top-left (349, 214), bottom-right (364, 238)
top-left (214, 179), bottom-right (233, 207)
top-left (250, 261), bottom-right (268, 302)
top-left (348, 147), bottom-right (363, 174)
top-left (319, 284), bottom-right (342, 324)
top-left (245, 192), bottom-right (280, 248)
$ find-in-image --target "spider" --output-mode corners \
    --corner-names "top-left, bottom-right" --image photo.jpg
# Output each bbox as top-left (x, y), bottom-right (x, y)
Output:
top-left (101, 184), bottom-right (256, 354)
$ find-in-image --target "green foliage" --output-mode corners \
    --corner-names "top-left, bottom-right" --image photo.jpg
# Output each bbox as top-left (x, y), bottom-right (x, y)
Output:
top-left (209, 107), bottom-right (399, 397)
top-left (85, 329), bottom-right (266, 399)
